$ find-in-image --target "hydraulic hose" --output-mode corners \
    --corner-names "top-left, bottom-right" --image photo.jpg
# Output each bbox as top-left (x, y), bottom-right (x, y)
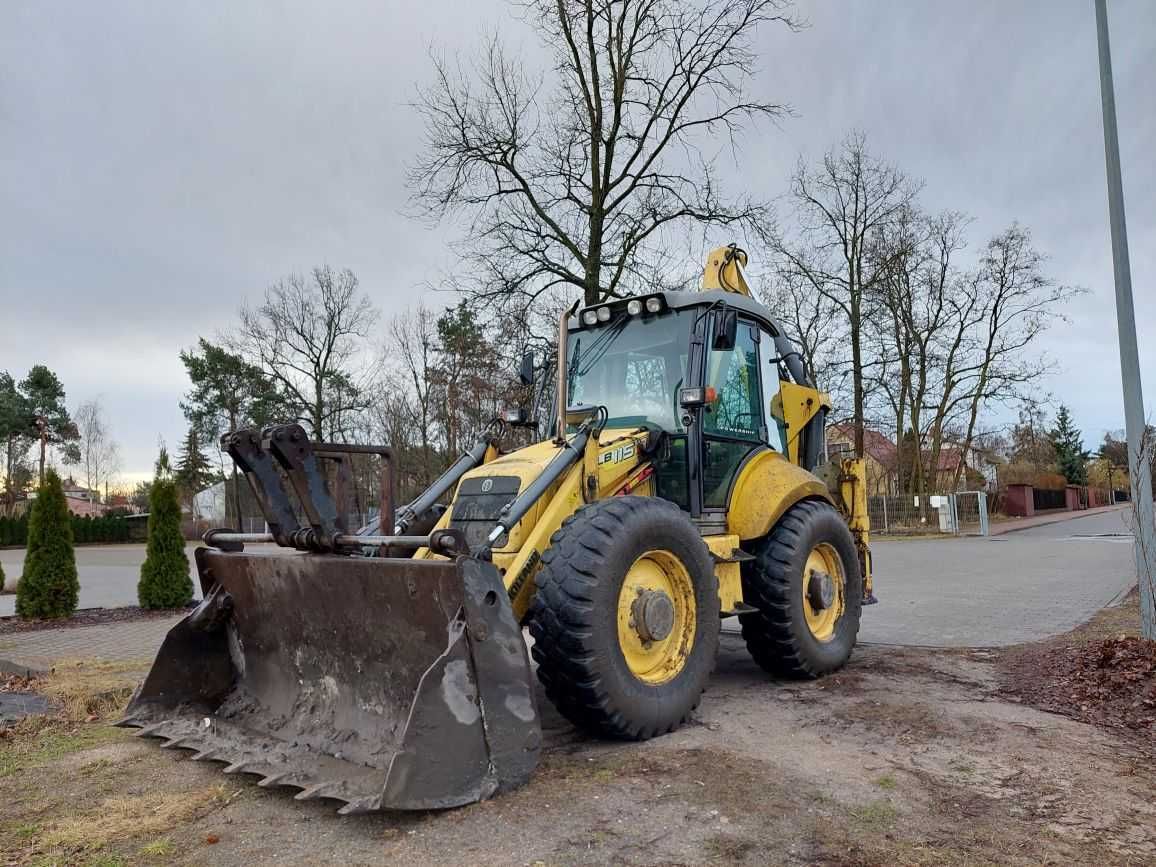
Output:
top-left (479, 426), bottom-right (592, 556)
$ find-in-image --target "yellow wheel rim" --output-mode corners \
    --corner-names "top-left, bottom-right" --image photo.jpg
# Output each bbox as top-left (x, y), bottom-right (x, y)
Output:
top-left (616, 550), bottom-right (696, 685)
top-left (802, 543), bottom-right (846, 642)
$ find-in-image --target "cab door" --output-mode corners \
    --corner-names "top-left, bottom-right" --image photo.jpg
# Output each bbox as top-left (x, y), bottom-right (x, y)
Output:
top-left (699, 316), bottom-right (767, 512)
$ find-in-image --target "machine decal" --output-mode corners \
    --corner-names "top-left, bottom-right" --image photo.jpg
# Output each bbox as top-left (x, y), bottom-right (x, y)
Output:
top-left (507, 548), bottom-right (541, 600)
top-left (598, 443), bottom-right (636, 466)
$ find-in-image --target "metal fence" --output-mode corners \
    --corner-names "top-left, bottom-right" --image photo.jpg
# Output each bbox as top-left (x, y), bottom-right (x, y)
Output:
top-left (1032, 487), bottom-right (1067, 512)
top-left (954, 491), bottom-right (990, 536)
top-left (868, 492), bottom-right (990, 537)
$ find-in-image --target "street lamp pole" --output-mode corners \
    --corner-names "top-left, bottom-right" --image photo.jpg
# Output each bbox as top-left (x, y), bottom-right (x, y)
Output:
top-left (1094, 0), bottom-right (1156, 638)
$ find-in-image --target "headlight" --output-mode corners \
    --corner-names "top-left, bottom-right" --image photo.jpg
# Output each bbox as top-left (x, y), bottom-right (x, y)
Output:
top-left (626, 299), bottom-right (643, 315)
top-left (596, 306), bottom-right (611, 322)
top-left (582, 310), bottom-right (598, 326)
top-left (645, 296), bottom-right (663, 313)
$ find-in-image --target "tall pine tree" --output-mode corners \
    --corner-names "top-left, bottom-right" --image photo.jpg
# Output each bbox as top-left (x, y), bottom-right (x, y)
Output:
top-left (174, 426), bottom-right (216, 508)
top-left (1050, 405), bottom-right (1089, 485)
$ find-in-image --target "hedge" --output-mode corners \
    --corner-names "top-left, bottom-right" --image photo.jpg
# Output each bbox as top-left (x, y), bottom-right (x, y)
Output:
top-left (0, 513), bottom-right (130, 547)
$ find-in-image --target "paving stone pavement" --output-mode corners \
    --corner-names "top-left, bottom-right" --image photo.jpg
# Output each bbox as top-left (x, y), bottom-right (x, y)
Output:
top-left (0, 507), bottom-right (1139, 671)
top-left (0, 616), bottom-right (179, 672)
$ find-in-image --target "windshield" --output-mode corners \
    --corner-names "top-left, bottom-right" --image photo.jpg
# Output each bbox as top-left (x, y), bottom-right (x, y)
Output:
top-left (566, 310), bottom-right (691, 432)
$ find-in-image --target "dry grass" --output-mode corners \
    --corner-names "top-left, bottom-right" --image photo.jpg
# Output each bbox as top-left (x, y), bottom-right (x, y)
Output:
top-left (36, 786), bottom-right (230, 852)
top-left (0, 717), bottom-right (124, 778)
top-left (38, 657), bottom-right (147, 720)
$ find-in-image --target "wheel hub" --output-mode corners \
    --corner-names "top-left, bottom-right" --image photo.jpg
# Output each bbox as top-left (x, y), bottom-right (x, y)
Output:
top-left (807, 569), bottom-right (836, 611)
top-left (631, 589), bottom-right (676, 643)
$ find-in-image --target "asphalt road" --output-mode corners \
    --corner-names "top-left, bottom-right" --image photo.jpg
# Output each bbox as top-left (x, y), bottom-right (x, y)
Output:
top-left (1, 509), bottom-right (1139, 647)
top-left (0, 542), bottom-right (203, 617)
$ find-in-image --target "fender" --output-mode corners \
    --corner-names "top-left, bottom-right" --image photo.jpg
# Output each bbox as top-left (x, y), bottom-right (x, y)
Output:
top-left (726, 449), bottom-right (833, 541)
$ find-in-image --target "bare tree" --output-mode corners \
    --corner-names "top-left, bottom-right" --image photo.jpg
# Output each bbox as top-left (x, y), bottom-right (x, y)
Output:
top-left (771, 132), bottom-right (919, 457)
top-left (868, 204), bottom-right (924, 493)
top-left (385, 306), bottom-right (441, 488)
top-left (870, 208), bottom-right (969, 501)
top-left (761, 264), bottom-right (851, 416)
top-left (867, 213), bottom-right (1079, 508)
top-left (944, 225), bottom-right (1082, 491)
top-left (236, 266), bottom-right (378, 439)
top-left (410, 0), bottom-right (794, 313)
top-left (74, 399), bottom-right (122, 500)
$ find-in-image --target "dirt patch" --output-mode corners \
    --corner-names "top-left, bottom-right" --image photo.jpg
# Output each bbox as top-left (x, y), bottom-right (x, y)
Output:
top-left (0, 604), bottom-right (192, 634)
top-left (4, 632), bottom-right (1156, 865)
top-left (1000, 588), bottom-right (1156, 735)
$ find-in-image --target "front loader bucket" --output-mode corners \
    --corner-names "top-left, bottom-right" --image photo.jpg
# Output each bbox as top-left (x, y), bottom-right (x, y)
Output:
top-left (119, 546), bottom-right (541, 813)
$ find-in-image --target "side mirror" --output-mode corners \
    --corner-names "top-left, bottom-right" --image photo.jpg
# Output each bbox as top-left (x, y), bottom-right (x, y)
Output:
top-left (712, 309), bottom-right (738, 351)
top-left (518, 351), bottom-right (535, 386)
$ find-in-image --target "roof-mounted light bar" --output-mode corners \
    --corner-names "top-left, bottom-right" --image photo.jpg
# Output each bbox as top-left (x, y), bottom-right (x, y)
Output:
top-left (578, 294), bottom-right (666, 327)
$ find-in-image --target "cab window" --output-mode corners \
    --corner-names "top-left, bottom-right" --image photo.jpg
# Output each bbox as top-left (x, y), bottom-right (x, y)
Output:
top-left (702, 320), bottom-right (763, 507)
top-left (759, 328), bottom-right (788, 454)
top-left (703, 324), bottom-right (761, 440)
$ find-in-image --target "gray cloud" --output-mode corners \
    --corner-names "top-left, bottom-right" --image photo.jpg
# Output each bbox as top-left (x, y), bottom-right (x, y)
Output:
top-left (2, 0), bottom-right (1152, 478)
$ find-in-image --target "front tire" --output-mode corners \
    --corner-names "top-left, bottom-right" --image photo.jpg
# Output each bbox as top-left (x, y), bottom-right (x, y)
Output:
top-left (528, 497), bottom-right (720, 740)
top-left (739, 499), bottom-right (862, 678)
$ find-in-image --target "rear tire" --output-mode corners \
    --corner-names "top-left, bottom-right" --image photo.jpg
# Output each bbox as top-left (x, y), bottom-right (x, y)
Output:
top-left (528, 496), bottom-right (719, 740)
top-left (739, 499), bottom-right (862, 678)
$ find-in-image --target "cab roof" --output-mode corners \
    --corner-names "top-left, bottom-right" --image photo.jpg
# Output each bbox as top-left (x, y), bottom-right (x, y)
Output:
top-left (568, 289), bottom-right (782, 337)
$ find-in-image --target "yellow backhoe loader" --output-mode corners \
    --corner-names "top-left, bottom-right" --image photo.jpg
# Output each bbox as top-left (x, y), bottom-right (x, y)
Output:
top-left (121, 245), bottom-right (874, 813)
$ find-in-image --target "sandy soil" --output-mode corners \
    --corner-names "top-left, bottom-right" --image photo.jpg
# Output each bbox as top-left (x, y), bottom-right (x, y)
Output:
top-left (4, 626), bottom-right (1156, 867)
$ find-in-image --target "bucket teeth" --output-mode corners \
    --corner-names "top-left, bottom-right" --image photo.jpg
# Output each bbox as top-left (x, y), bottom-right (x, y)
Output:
top-left (160, 736), bottom-right (196, 750)
top-left (136, 722), bottom-right (170, 738)
top-left (223, 760), bottom-right (254, 775)
top-left (294, 781), bottom-right (341, 802)
top-left (190, 749), bottom-right (220, 762)
top-left (337, 796), bottom-right (381, 816)
top-left (257, 772), bottom-right (290, 788)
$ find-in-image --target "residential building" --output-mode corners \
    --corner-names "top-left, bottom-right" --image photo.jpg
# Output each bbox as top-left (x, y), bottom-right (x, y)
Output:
top-left (826, 424), bottom-right (899, 495)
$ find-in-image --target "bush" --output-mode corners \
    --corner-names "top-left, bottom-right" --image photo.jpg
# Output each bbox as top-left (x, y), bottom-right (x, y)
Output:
top-left (137, 478), bottom-right (192, 609)
top-left (15, 470), bottom-right (80, 619)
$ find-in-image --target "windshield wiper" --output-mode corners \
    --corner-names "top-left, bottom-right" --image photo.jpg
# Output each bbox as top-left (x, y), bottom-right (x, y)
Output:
top-left (576, 315), bottom-right (628, 377)
top-left (566, 336), bottom-right (582, 395)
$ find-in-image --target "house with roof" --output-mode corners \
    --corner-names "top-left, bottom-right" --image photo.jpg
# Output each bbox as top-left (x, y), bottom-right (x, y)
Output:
top-left (826, 424), bottom-right (899, 495)
top-left (826, 426), bottom-right (998, 496)
top-left (59, 476), bottom-right (109, 517)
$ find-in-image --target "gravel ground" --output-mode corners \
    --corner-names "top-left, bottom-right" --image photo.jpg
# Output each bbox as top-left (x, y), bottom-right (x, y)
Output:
top-left (5, 614), bottom-right (1156, 866)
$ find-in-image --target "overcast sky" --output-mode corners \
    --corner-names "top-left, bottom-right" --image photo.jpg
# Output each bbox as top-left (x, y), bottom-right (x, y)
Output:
top-left (2, 0), bottom-right (1153, 483)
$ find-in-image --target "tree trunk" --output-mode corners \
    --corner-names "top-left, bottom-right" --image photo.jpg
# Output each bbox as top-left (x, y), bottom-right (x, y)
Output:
top-left (584, 234), bottom-right (602, 306)
top-left (850, 297), bottom-right (865, 457)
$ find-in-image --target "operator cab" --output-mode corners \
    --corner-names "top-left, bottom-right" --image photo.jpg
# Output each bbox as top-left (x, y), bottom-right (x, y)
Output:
top-left (552, 290), bottom-right (826, 522)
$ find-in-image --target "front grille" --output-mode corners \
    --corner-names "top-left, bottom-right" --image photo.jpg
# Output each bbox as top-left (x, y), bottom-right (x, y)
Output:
top-left (450, 476), bottom-right (521, 548)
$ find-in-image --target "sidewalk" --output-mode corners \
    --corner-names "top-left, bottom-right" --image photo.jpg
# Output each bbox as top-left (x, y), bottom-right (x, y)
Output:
top-left (988, 503), bottom-right (1128, 536)
top-left (0, 615), bottom-right (179, 673)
